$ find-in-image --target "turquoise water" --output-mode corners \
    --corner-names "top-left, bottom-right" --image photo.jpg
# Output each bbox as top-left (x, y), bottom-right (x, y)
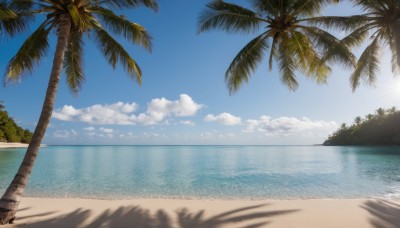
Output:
top-left (1, 145), bottom-right (400, 199)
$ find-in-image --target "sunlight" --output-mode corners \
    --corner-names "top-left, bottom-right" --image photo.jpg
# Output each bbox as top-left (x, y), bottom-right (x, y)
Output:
top-left (388, 79), bottom-right (400, 98)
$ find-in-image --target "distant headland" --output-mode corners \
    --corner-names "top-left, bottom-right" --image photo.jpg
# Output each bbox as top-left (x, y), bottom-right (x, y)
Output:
top-left (324, 107), bottom-right (400, 146)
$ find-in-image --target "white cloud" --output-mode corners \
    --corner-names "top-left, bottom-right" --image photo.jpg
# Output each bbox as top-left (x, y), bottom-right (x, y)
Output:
top-left (52, 94), bottom-right (203, 125)
top-left (204, 112), bottom-right (242, 126)
top-left (137, 94), bottom-right (203, 125)
top-left (52, 105), bottom-right (81, 121)
top-left (53, 102), bottom-right (138, 125)
top-left (244, 116), bottom-right (338, 136)
top-left (83, 127), bottom-right (114, 138)
top-left (180, 120), bottom-right (195, 126)
top-left (99, 127), bottom-right (113, 134)
top-left (84, 126), bottom-right (95, 131)
top-left (53, 129), bottom-right (78, 138)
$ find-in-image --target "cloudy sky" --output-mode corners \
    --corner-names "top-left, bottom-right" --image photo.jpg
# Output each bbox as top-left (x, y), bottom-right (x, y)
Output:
top-left (1, 1), bottom-right (399, 145)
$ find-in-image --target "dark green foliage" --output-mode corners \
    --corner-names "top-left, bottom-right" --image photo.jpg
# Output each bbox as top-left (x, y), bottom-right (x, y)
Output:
top-left (198, 0), bottom-right (355, 94)
top-left (0, 103), bottom-right (32, 143)
top-left (324, 107), bottom-right (400, 145)
top-left (3, 0), bottom-right (157, 95)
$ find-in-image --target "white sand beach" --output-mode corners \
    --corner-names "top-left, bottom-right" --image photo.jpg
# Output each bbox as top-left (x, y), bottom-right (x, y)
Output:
top-left (4, 197), bottom-right (400, 228)
top-left (0, 143), bottom-right (28, 149)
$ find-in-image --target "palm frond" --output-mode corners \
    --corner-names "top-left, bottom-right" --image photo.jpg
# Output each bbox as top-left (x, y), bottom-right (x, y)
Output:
top-left (305, 15), bottom-right (370, 32)
top-left (8, 0), bottom-right (35, 11)
top-left (93, 26), bottom-right (142, 84)
top-left (308, 56), bottom-right (331, 84)
top-left (351, 0), bottom-right (390, 13)
top-left (277, 34), bottom-right (298, 90)
top-left (341, 24), bottom-right (371, 48)
top-left (288, 30), bottom-right (331, 83)
top-left (325, 0), bottom-right (342, 3)
top-left (290, 0), bottom-right (326, 17)
top-left (287, 30), bottom-right (315, 73)
top-left (0, 1), bottom-right (17, 20)
top-left (251, 0), bottom-right (280, 17)
top-left (99, 0), bottom-right (158, 11)
top-left (199, 0), bottom-right (262, 34)
top-left (301, 26), bottom-right (356, 69)
top-left (75, 10), bottom-right (98, 32)
top-left (93, 6), bottom-right (152, 51)
top-left (225, 32), bottom-right (269, 94)
top-left (350, 36), bottom-right (380, 91)
top-left (64, 30), bottom-right (84, 95)
top-left (390, 37), bottom-right (400, 75)
top-left (0, 0), bottom-right (33, 36)
top-left (389, 22), bottom-right (400, 71)
top-left (4, 21), bottom-right (50, 83)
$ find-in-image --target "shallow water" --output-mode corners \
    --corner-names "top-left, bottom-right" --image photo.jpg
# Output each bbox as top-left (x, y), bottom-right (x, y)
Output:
top-left (1, 145), bottom-right (400, 199)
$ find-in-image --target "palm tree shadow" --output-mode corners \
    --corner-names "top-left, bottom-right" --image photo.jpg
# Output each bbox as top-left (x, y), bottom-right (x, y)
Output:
top-left (361, 199), bottom-right (400, 228)
top-left (176, 204), bottom-right (299, 228)
top-left (15, 209), bottom-right (91, 228)
top-left (86, 206), bottom-right (172, 228)
top-left (14, 203), bottom-right (300, 228)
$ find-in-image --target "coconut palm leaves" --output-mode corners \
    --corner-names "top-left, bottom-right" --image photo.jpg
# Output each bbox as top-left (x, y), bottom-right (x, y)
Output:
top-left (0, 1), bottom-right (16, 20)
top-left (4, 0), bottom-right (157, 94)
top-left (344, 0), bottom-right (400, 90)
top-left (0, 0), bottom-right (30, 36)
top-left (0, 0), bottom-right (157, 224)
top-left (199, 0), bottom-right (355, 93)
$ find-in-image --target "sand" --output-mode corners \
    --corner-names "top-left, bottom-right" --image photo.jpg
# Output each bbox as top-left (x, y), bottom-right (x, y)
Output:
top-left (3, 197), bottom-right (400, 228)
top-left (0, 143), bottom-right (28, 149)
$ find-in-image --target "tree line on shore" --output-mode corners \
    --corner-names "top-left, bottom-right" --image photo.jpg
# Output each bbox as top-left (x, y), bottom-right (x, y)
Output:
top-left (0, 101), bottom-right (32, 143)
top-left (324, 107), bottom-right (400, 145)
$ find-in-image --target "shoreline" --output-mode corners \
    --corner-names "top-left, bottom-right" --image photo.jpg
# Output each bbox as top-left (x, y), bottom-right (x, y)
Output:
top-left (17, 194), bottom-right (398, 201)
top-left (0, 142), bottom-right (47, 149)
top-left (0, 142), bottom-right (28, 149)
top-left (5, 197), bottom-right (400, 227)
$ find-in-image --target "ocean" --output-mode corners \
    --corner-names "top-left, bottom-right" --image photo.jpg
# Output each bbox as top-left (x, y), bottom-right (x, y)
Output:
top-left (1, 145), bottom-right (400, 199)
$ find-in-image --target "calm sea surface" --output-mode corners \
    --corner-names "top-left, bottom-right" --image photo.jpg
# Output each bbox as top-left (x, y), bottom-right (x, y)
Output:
top-left (1, 145), bottom-right (400, 199)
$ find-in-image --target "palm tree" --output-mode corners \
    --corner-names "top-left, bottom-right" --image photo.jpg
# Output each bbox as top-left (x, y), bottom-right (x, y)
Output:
top-left (354, 116), bottom-right (362, 125)
top-left (198, 0), bottom-right (355, 93)
top-left (388, 106), bottom-right (397, 114)
top-left (0, 0), bottom-right (158, 224)
top-left (331, 0), bottom-right (400, 90)
top-left (0, 0), bottom-right (30, 37)
top-left (0, 101), bottom-right (4, 111)
top-left (0, 1), bottom-right (16, 20)
top-left (376, 107), bottom-right (386, 118)
top-left (366, 113), bottom-right (374, 120)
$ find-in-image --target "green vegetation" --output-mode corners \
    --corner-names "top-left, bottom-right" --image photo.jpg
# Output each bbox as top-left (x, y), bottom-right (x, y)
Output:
top-left (198, 0), bottom-right (353, 93)
top-left (198, 0), bottom-right (400, 93)
top-left (0, 0), bottom-right (158, 224)
top-left (324, 107), bottom-right (400, 145)
top-left (0, 101), bottom-right (32, 143)
top-left (0, 0), bottom-right (29, 37)
top-left (314, 0), bottom-right (400, 91)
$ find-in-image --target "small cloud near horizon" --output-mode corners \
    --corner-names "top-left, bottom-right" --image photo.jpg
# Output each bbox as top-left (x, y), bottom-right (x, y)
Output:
top-left (204, 112), bottom-right (242, 126)
top-left (244, 116), bottom-right (338, 136)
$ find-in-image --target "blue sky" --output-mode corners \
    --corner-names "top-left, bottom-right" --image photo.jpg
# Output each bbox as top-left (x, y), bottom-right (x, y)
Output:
top-left (1, 0), bottom-right (399, 145)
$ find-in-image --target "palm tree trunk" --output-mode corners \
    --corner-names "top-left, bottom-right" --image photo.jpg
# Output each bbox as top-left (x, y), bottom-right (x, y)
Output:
top-left (0, 14), bottom-right (71, 225)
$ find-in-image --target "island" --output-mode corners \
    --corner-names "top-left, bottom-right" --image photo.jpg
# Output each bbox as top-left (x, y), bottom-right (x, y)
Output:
top-left (0, 102), bottom-right (32, 144)
top-left (324, 107), bottom-right (400, 146)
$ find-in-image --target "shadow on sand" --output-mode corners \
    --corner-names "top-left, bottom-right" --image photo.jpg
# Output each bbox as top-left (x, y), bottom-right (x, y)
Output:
top-left (13, 203), bottom-right (300, 228)
top-left (362, 199), bottom-right (400, 228)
